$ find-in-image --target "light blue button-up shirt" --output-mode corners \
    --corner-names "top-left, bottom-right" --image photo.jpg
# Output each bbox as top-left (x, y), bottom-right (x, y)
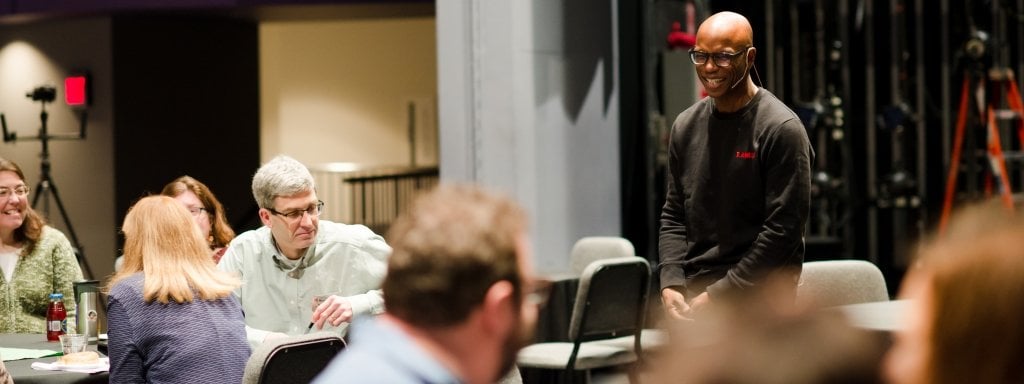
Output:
top-left (312, 317), bottom-right (462, 383)
top-left (218, 220), bottom-right (390, 346)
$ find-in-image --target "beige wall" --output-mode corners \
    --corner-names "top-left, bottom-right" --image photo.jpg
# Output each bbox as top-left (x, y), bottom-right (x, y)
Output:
top-left (260, 17), bottom-right (438, 168)
top-left (0, 15), bottom-right (439, 278)
top-left (0, 18), bottom-right (116, 281)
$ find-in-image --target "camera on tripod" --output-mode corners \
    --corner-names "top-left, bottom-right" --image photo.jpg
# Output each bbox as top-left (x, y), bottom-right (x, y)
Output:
top-left (26, 86), bottom-right (56, 103)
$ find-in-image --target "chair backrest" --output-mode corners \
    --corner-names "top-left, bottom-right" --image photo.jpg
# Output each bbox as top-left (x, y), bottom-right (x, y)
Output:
top-left (796, 259), bottom-right (889, 308)
top-left (242, 332), bottom-right (346, 384)
top-left (568, 256), bottom-right (650, 344)
top-left (569, 236), bottom-right (636, 276)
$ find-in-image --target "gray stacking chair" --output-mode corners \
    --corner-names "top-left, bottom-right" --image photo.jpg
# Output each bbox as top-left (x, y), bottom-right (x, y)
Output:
top-left (569, 236), bottom-right (637, 276)
top-left (242, 332), bottom-right (345, 384)
top-left (796, 259), bottom-right (890, 308)
top-left (517, 256), bottom-right (651, 383)
top-left (568, 237), bottom-right (665, 357)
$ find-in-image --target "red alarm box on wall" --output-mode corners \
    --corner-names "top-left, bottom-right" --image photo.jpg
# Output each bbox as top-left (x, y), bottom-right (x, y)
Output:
top-left (64, 74), bottom-right (89, 107)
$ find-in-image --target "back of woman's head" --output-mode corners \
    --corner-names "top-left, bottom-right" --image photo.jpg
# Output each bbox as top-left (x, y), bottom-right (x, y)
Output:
top-left (912, 203), bottom-right (1024, 384)
top-left (116, 195), bottom-right (238, 303)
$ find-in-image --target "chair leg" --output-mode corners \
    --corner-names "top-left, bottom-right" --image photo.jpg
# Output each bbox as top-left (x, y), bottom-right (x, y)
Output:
top-left (560, 368), bottom-right (588, 384)
top-left (626, 363), bottom-right (640, 384)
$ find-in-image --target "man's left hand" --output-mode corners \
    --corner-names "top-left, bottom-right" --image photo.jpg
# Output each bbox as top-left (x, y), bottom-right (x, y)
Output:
top-left (311, 295), bottom-right (354, 329)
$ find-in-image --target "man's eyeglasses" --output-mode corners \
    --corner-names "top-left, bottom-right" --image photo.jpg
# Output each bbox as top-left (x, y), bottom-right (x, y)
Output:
top-left (186, 206), bottom-right (208, 217)
top-left (688, 46), bottom-right (752, 67)
top-left (524, 279), bottom-right (553, 308)
top-left (267, 200), bottom-right (325, 222)
top-left (0, 186), bottom-right (30, 200)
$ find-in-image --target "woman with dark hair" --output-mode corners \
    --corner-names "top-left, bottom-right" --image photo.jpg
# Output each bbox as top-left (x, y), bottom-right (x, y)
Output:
top-left (0, 157), bottom-right (83, 333)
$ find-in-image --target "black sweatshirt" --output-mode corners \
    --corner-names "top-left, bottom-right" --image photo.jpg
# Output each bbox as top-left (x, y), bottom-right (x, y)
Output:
top-left (658, 88), bottom-right (813, 298)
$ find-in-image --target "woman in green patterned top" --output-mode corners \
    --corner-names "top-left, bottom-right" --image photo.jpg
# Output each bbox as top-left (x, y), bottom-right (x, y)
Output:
top-left (0, 157), bottom-right (84, 333)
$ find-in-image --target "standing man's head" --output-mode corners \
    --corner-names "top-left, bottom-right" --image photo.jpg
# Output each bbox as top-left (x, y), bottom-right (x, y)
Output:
top-left (383, 184), bottom-right (542, 384)
top-left (252, 155), bottom-right (322, 259)
top-left (691, 11), bottom-right (757, 112)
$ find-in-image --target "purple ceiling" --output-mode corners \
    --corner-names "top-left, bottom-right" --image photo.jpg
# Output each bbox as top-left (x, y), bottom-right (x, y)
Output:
top-left (0, 0), bottom-right (432, 22)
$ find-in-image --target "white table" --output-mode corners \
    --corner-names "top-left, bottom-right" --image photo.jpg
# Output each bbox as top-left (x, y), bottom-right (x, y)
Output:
top-left (0, 333), bottom-right (107, 384)
top-left (834, 299), bottom-right (910, 332)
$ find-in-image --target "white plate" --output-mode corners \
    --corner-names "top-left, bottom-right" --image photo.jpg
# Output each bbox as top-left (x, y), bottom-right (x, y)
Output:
top-left (53, 360), bottom-right (107, 370)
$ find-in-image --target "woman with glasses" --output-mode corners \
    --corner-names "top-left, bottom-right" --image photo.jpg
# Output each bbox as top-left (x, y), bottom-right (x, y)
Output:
top-left (115, 176), bottom-right (236, 271)
top-left (0, 157), bottom-right (84, 333)
top-left (160, 176), bottom-right (236, 263)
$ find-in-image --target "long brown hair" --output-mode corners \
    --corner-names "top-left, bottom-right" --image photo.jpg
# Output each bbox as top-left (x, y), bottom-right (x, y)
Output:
top-left (108, 195), bottom-right (238, 303)
top-left (161, 175), bottom-right (235, 249)
top-left (911, 203), bottom-right (1024, 384)
top-left (0, 157), bottom-right (46, 256)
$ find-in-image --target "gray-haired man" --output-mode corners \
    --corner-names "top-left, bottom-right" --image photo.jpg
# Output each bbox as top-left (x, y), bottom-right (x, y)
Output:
top-left (219, 155), bottom-right (390, 346)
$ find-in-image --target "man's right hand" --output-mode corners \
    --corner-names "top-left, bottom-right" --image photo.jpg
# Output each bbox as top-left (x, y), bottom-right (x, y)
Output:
top-left (661, 288), bottom-right (693, 321)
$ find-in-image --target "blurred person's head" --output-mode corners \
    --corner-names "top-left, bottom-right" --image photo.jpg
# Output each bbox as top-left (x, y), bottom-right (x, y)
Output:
top-left (383, 184), bottom-right (541, 384)
top-left (0, 157), bottom-right (46, 255)
top-left (161, 175), bottom-right (235, 249)
top-left (111, 195), bottom-right (239, 304)
top-left (652, 279), bottom-right (886, 384)
top-left (885, 201), bottom-right (1024, 384)
top-left (251, 155), bottom-right (320, 258)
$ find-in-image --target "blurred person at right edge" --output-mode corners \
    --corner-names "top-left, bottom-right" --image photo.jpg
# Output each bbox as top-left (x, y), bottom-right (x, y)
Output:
top-left (885, 200), bottom-right (1024, 384)
top-left (313, 184), bottom-right (545, 384)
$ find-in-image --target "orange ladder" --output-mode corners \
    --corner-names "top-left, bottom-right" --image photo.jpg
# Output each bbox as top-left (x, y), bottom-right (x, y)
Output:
top-left (940, 68), bottom-right (1024, 234)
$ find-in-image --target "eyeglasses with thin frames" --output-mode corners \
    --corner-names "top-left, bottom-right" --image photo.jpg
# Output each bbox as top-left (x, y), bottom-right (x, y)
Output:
top-left (0, 186), bottom-right (30, 200)
top-left (688, 46), bottom-right (752, 67)
top-left (186, 206), bottom-right (208, 217)
top-left (267, 200), bottom-right (325, 222)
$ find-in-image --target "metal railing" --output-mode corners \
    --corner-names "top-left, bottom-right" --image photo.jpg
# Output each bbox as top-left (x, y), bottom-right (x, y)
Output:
top-left (311, 165), bottom-right (438, 235)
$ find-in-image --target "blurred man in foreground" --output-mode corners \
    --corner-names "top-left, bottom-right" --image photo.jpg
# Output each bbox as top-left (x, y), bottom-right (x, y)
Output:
top-left (314, 184), bottom-right (545, 384)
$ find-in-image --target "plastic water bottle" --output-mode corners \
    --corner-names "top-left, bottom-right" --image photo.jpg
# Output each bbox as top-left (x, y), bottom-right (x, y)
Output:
top-left (45, 293), bottom-right (67, 341)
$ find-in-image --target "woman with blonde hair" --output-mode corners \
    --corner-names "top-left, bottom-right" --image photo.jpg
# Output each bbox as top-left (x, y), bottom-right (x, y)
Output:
top-left (106, 195), bottom-right (250, 383)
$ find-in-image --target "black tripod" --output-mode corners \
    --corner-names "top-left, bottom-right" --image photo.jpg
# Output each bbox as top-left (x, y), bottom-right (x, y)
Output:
top-left (1, 91), bottom-right (91, 278)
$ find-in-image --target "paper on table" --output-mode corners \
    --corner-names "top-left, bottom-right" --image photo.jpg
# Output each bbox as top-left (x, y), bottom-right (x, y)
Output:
top-left (0, 347), bottom-right (61, 361)
top-left (31, 357), bottom-right (110, 374)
